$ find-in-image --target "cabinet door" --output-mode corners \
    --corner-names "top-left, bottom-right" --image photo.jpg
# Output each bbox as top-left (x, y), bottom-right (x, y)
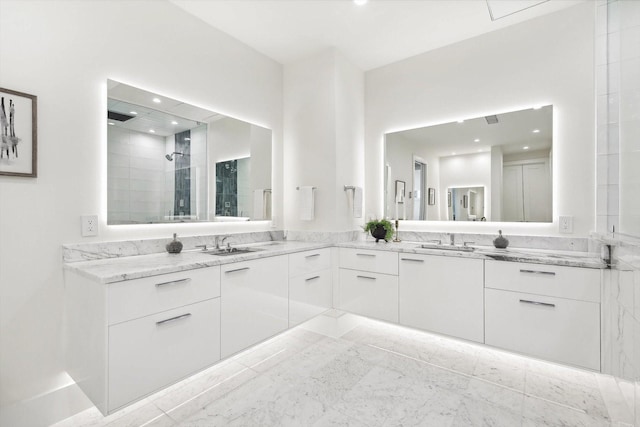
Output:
top-left (485, 288), bottom-right (600, 370)
top-left (108, 298), bottom-right (220, 412)
top-left (399, 254), bottom-right (484, 343)
top-left (338, 269), bottom-right (398, 323)
top-left (289, 268), bottom-right (332, 327)
top-left (221, 255), bottom-right (289, 358)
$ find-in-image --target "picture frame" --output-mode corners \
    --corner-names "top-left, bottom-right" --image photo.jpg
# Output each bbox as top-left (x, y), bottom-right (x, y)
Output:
top-left (428, 187), bottom-right (435, 205)
top-left (0, 87), bottom-right (37, 177)
top-left (395, 180), bottom-right (405, 203)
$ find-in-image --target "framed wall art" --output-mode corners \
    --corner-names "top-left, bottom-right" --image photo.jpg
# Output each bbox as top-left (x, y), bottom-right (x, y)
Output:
top-left (0, 87), bottom-right (37, 177)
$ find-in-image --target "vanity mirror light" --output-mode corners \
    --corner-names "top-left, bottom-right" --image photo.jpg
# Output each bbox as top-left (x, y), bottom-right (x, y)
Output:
top-left (384, 105), bottom-right (552, 222)
top-left (106, 80), bottom-right (272, 225)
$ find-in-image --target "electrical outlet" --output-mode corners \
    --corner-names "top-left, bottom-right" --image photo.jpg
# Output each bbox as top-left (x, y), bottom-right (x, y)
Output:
top-left (559, 215), bottom-right (573, 234)
top-left (81, 215), bottom-right (99, 237)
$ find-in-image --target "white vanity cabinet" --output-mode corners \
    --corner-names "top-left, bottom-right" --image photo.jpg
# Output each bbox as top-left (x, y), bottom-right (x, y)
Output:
top-left (399, 254), bottom-right (484, 343)
top-left (66, 266), bottom-right (221, 415)
top-left (338, 248), bottom-right (399, 322)
top-left (288, 248), bottom-right (332, 327)
top-left (220, 255), bottom-right (289, 358)
top-left (484, 260), bottom-right (601, 370)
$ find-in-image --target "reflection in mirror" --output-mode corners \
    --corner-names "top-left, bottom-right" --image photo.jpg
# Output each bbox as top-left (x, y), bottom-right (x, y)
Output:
top-left (385, 105), bottom-right (552, 222)
top-left (106, 80), bottom-right (272, 224)
top-left (448, 186), bottom-right (485, 221)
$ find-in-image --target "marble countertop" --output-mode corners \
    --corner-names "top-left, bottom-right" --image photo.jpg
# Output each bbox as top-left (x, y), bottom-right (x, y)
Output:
top-left (337, 241), bottom-right (607, 269)
top-left (64, 241), bottom-right (331, 284)
top-left (65, 238), bottom-right (606, 285)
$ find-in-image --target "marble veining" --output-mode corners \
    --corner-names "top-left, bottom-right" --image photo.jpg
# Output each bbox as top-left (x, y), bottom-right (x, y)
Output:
top-left (398, 231), bottom-right (590, 252)
top-left (64, 241), bottom-right (330, 283)
top-left (63, 230), bottom-right (285, 262)
top-left (53, 311), bottom-right (630, 427)
top-left (338, 241), bottom-right (606, 269)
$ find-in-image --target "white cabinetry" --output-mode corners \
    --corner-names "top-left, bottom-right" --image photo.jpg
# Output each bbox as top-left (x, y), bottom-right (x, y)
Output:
top-left (399, 254), bottom-right (484, 343)
top-left (66, 266), bottom-right (221, 414)
top-left (221, 255), bottom-right (289, 358)
top-left (484, 260), bottom-right (601, 370)
top-left (338, 248), bottom-right (399, 322)
top-left (289, 248), bottom-right (332, 327)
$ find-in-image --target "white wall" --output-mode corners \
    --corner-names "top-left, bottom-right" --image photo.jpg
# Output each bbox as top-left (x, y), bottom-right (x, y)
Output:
top-left (0, 1), bottom-right (282, 425)
top-left (384, 133), bottom-right (441, 220)
top-left (365, 3), bottom-right (595, 236)
top-left (439, 152), bottom-right (492, 220)
top-left (284, 49), bottom-right (365, 231)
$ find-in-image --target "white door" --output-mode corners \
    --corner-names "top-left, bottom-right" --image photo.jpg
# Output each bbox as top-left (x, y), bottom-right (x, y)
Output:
top-left (503, 165), bottom-right (524, 221)
top-left (523, 163), bottom-right (551, 222)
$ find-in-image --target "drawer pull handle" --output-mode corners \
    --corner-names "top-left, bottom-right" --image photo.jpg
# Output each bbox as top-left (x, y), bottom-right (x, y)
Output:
top-left (401, 258), bottom-right (424, 262)
top-left (305, 275), bottom-right (321, 282)
top-left (519, 269), bottom-right (555, 276)
top-left (156, 313), bottom-right (192, 326)
top-left (356, 275), bottom-right (376, 280)
top-left (305, 253), bottom-right (321, 258)
top-left (519, 299), bottom-right (555, 308)
top-left (356, 253), bottom-right (375, 257)
top-left (155, 278), bottom-right (191, 288)
top-left (225, 267), bottom-right (250, 274)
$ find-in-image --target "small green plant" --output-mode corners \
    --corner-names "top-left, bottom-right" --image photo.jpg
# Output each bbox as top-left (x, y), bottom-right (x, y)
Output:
top-left (363, 218), bottom-right (394, 242)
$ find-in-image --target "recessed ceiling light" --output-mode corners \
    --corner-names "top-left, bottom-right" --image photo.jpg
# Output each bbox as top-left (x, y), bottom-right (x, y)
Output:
top-left (149, 129), bottom-right (155, 133)
top-left (130, 111), bottom-right (137, 115)
top-left (152, 98), bottom-right (161, 103)
top-left (523, 146), bottom-right (529, 150)
top-left (108, 122), bottom-right (115, 126)
top-left (532, 129), bottom-right (540, 133)
top-left (354, 0), bottom-right (368, 5)
top-left (171, 121), bottom-right (178, 125)
top-left (474, 138), bottom-right (480, 142)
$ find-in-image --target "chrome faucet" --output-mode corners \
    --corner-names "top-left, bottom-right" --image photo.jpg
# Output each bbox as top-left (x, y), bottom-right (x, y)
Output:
top-left (221, 236), bottom-right (231, 250)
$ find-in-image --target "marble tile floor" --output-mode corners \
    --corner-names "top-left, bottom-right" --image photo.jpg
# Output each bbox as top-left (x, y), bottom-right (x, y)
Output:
top-left (54, 310), bottom-right (636, 427)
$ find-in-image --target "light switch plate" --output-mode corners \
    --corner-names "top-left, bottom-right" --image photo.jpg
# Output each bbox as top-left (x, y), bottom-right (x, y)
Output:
top-left (81, 215), bottom-right (99, 237)
top-left (559, 215), bottom-right (573, 234)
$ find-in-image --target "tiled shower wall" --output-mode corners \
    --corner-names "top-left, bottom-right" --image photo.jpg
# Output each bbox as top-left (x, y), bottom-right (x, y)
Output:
top-left (597, 1), bottom-right (640, 425)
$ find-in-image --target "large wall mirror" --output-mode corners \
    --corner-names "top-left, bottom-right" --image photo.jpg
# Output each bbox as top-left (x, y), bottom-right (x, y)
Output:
top-left (385, 105), bottom-right (552, 222)
top-left (107, 80), bottom-right (272, 224)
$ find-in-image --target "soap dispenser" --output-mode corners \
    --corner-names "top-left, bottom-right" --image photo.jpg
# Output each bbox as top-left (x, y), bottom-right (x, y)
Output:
top-left (166, 233), bottom-right (184, 254)
top-left (493, 230), bottom-right (509, 249)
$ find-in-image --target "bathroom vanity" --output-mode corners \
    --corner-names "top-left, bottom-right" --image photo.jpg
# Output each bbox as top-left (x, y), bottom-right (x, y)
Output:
top-left (64, 235), bottom-right (605, 415)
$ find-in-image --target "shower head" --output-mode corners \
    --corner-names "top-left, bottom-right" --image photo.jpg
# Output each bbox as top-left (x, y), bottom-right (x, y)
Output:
top-left (165, 152), bottom-right (184, 161)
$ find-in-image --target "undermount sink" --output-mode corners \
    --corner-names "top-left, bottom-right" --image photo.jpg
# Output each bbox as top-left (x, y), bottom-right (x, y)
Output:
top-left (205, 247), bottom-right (262, 256)
top-left (418, 244), bottom-right (475, 252)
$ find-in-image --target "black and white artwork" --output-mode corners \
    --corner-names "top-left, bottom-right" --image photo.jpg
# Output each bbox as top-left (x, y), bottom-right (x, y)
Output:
top-left (0, 88), bottom-right (37, 177)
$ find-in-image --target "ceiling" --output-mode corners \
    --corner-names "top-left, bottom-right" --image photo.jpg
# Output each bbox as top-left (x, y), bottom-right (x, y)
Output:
top-left (387, 105), bottom-right (553, 158)
top-left (107, 80), bottom-right (221, 137)
top-left (170, 0), bottom-right (584, 71)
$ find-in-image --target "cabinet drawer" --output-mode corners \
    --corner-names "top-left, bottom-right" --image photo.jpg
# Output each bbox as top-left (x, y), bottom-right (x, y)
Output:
top-left (108, 266), bottom-right (220, 325)
top-left (289, 268), bottom-right (332, 327)
top-left (289, 248), bottom-right (331, 277)
top-left (339, 248), bottom-right (398, 275)
top-left (485, 288), bottom-right (600, 370)
top-left (485, 260), bottom-right (600, 303)
top-left (108, 298), bottom-right (220, 411)
top-left (221, 255), bottom-right (289, 358)
top-left (338, 269), bottom-right (398, 323)
top-left (399, 254), bottom-right (484, 343)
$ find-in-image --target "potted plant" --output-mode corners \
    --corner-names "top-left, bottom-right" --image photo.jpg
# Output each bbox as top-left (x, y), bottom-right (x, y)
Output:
top-left (363, 219), bottom-right (394, 242)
